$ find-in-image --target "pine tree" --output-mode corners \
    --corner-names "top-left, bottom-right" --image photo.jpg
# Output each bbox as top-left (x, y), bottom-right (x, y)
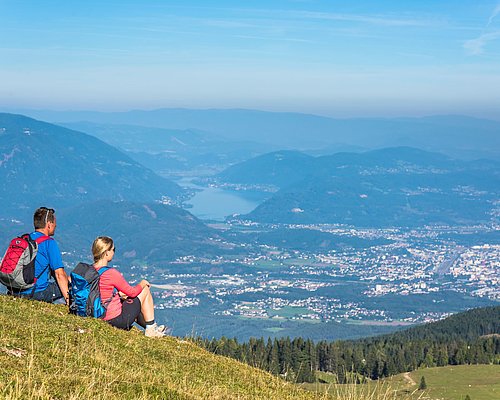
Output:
top-left (267, 338), bottom-right (280, 375)
top-left (419, 376), bottom-right (427, 390)
top-left (279, 337), bottom-right (292, 377)
top-left (437, 345), bottom-right (448, 367)
top-left (196, 305), bottom-right (500, 383)
top-left (352, 345), bottom-right (365, 373)
top-left (423, 346), bottom-right (436, 368)
top-left (317, 341), bottom-right (329, 371)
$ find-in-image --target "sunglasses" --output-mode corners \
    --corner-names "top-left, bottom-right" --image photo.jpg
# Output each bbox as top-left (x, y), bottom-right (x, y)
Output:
top-left (40, 207), bottom-right (55, 225)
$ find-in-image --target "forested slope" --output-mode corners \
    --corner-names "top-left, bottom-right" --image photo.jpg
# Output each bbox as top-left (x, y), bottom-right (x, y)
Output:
top-left (200, 306), bottom-right (500, 383)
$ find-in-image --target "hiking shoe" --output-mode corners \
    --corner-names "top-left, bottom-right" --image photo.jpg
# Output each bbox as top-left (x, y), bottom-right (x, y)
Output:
top-left (155, 324), bottom-right (174, 335)
top-left (156, 325), bottom-right (173, 336)
top-left (164, 326), bottom-right (173, 336)
top-left (145, 323), bottom-right (167, 338)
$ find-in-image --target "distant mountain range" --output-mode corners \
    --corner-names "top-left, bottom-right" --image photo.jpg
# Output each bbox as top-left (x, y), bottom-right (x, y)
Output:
top-left (13, 108), bottom-right (500, 159)
top-left (0, 113), bottom-right (183, 217)
top-left (220, 147), bottom-right (500, 227)
top-left (0, 113), bottom-right (229, 264)
top-left (217, 150), bottom-right (315, 187)
top-left (59, 121), bottom-right (270, 176)
top-left (3, 110), bottom-right (499, 231)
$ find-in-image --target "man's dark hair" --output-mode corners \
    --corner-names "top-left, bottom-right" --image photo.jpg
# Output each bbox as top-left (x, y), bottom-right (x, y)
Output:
top-left (33, 207), bottom-right (56, 229)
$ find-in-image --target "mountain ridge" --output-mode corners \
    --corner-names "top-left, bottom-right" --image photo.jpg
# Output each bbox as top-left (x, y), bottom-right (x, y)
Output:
top-left (0, 113), bottom-right (183, 216)
top-left (58, 120), bottom-right (270, 176)
top-left (0, 114), bottom-right (224, 267)
top-left (56, 199), bottom-right (223, 266)
top-left (10, 108), bottom-right (500, 159)
top-left (224, 147), bottom-right (500, 227)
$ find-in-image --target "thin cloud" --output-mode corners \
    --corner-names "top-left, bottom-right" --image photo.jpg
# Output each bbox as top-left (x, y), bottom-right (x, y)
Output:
top-left (486, 3), bottom-right (500, 27)
top-left (233, 34), bottom-right (314, 43)
top-left (465, 3), bottom-right (500, 55)
top-left (201, 19), bottom-right (262, 29)
top-left (464, 31), bottom-right (500, 55)
top-left (286, 10), bottom-right (434, 27)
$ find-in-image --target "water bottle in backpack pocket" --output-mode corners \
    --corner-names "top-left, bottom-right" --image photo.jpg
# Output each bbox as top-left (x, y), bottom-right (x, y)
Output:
top-left (69, 262), bottom-right (111, 318)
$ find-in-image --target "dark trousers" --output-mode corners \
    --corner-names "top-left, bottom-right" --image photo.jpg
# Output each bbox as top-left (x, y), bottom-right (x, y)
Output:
top-left (10, 281), bottom-right (63, 303)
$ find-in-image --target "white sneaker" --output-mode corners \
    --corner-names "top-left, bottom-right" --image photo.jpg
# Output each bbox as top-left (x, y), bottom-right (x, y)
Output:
top-left (157, 325), bottom-right (173, 336)
top-left (164, 326), bottom-right (173, 336)
top-left (145, 323), bottom-right (166, 338)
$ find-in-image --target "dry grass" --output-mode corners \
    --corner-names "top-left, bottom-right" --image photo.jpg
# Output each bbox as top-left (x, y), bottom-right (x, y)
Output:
top-left (0, 295), bottom-right (409, 400)
top-left (302, 373), bottom-right (420, 400)
top-left (321, 382), bottom-right (420, 400)
top-left (0, 295), bottom-right (325, 399)
top-left (384, 364), bottom-right (500, 400)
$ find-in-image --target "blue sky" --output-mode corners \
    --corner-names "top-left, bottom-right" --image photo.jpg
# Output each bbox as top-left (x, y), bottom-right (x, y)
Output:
top-left (1, 0), bottom-right (500, 118)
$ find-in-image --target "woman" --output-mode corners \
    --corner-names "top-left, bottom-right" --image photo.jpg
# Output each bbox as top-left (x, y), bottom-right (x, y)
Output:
top-left (92, 236), bottom-right (167, 337)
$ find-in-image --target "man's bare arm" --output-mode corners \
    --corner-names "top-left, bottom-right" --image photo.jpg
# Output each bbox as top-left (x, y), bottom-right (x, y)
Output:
top-left (54, 268), bottom-right (69, 304)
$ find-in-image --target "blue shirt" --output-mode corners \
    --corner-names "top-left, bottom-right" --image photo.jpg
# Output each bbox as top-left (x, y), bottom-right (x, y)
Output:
top-left (20, 231), bottom-right (64, 294)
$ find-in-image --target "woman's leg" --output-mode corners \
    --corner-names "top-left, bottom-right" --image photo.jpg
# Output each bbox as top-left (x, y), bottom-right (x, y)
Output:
top-left (106, 298), bottom-right (141, 330)
top-left (136, 285), bottom-right (155, 328)
top-left (136, 311), bottom-right (147, 329)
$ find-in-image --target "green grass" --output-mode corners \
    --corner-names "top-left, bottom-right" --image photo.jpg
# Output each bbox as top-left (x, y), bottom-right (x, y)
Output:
top-left (0, 295), bottom-right (325, 400)
top-left (344, 319), bottom-right (412, 327)
top-left (252, 258), bottom-right (315, 271)
top-left (0, 295), bottom-right (442, 400)
top-left (304, 365), bottom-right (500, 400)
top-left (386, 365), bottom-right (500, 400)
top-left (302, 380), bottom-right (412, 400)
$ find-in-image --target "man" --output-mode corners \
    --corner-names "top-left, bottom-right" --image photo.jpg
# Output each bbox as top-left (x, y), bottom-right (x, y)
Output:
top-left (15, 207), bottom-right (69, 304)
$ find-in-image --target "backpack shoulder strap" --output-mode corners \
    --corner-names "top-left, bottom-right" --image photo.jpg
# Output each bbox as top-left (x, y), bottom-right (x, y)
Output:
top-left (30, 235), bottom-right (53, 296)
top-left (96, 266), bottom-right (116, 309)
top-left (97, 266), bottom-right (111, 276)
top-left (34, 235), bottom-right (52, 245)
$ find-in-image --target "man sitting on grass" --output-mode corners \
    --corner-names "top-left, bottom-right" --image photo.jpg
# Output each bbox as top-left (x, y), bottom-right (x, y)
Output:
top-left (10, 207), bottom-right (69, 304)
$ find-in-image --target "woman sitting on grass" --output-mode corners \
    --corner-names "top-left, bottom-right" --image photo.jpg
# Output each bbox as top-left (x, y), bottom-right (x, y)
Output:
top-left (92, 236), bottom-right (167, 338)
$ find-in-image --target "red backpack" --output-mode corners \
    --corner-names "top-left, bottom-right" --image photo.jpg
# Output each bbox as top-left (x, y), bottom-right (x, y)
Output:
top-left (0, 233), bottom-right (51, 291)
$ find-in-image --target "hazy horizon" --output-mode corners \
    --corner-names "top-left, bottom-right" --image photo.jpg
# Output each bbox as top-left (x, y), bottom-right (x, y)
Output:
top-left (3, 106), bottom-right (500, 123)
top-left (1, 1), bottom-right (500, 119)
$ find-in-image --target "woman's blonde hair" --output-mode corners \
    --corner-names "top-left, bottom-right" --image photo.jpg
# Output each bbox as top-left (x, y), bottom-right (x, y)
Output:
top-left (92, 236), bottom-right (114, 262)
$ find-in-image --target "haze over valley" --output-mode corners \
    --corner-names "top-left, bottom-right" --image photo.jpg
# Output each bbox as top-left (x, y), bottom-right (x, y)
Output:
top-left (1, 110), bottom-right (498, 341)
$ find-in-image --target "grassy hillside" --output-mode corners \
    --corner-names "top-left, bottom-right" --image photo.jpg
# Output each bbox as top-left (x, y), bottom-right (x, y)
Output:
top-left (0, 295), bottom-right (321, 400)
top-left (303, 365), bottom-right (500, 400)
top-left (397, 364), bottom-right (500, 400)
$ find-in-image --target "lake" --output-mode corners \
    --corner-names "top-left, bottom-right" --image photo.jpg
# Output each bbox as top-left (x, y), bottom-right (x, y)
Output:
top-left (182, 182), bottom-right (263, 221)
